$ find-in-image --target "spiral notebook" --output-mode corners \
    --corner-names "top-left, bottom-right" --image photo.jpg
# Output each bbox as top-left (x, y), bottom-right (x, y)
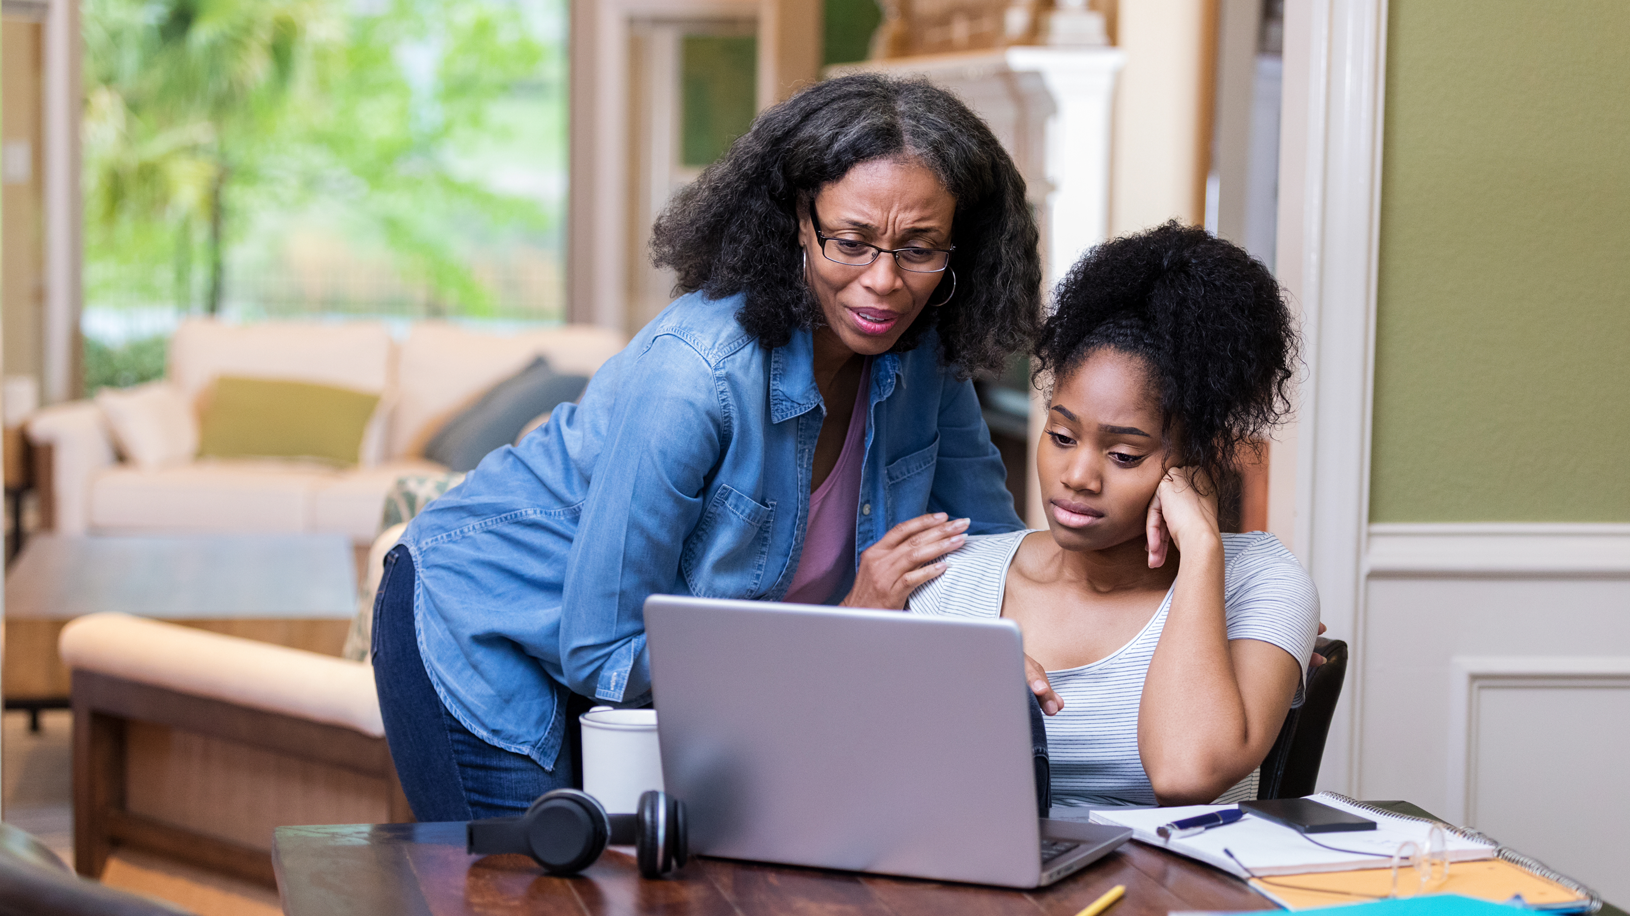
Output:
top-left (1247, 858), bottom-right (1595, 912)
top-left (1088, 793), bottom-right (1599, 913)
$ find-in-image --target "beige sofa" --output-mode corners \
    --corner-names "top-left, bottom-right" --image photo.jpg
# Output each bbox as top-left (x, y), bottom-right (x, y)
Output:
top-left (27, 319), bottom-right (626, 543)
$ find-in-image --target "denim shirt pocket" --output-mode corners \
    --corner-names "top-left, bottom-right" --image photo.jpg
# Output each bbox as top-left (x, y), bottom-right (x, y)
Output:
top-left (883, 434), bottom-right (940, 528)
top-left (680, 483), bottom-right (776, 598)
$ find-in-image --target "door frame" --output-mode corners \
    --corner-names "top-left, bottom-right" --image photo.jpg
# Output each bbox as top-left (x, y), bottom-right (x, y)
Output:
top-left (1273, 0), bottom-right (1389, 795)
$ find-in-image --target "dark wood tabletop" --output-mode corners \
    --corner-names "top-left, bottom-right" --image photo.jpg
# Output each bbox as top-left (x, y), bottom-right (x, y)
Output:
top-left (272, 820), bottom-right (1278, 916)
top-left (273, 803), bottom-right (1627, 916)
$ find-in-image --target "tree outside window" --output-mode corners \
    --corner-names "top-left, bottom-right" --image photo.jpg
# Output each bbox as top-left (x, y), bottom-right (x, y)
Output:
top-left (82, 0), bottom-right (567, 391)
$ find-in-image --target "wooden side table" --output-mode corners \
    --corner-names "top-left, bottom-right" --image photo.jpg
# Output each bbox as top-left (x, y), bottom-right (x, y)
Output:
top-left (3, 533), bottom-right (357, 732)
top-left (3, 423), bottom-right (31, 563)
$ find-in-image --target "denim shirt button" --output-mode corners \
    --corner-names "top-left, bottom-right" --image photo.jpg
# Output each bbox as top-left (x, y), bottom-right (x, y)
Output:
top-left (861, 503), bottom-right (872, 516)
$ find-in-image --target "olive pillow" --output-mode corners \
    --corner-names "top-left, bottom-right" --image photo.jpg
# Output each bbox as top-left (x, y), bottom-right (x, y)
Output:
top-left (198, 376), bottom-right (381, 466)
top-left (423, 356), bottom-right (588, 472)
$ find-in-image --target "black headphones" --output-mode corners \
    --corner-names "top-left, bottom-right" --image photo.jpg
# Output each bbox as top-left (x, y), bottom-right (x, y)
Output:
top-left (466, 788), bottom-right (688, 879)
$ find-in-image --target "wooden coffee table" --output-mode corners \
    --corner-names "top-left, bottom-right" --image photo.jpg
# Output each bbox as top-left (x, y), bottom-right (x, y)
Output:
top-left (3, 533), bottom-right (357, 728)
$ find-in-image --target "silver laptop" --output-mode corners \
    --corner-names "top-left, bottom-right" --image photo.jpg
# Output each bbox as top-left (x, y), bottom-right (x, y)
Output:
top-left (643, 594), bottom-right (1132, 888)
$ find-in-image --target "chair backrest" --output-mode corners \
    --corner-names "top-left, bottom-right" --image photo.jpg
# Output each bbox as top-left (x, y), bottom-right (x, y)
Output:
top-left (0, 823), bottom-right (192, 916)
top-left (1257, 637), bottom-right (1349, 799)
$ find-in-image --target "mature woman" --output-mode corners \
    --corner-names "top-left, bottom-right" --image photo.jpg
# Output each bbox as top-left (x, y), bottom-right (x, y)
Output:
top-left (373, 74), bottom-right (1042, 820)
top-left (907, 223), bottom-right (1319, 807)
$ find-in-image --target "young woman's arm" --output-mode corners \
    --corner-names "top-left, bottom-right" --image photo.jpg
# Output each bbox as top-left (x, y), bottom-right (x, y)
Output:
top-left (1136, 469), bottom-right (1310, 805)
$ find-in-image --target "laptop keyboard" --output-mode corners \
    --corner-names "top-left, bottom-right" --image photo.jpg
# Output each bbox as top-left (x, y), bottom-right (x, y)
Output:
top-left (1039, 839), bottom-right (1081, 864)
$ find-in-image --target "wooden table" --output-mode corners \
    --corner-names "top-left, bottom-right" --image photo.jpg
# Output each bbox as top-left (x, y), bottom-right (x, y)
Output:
top-left (272, 805), bottom-right (1627, 916)
top-left (273, 820), bottom-right (1277, 916)
top-left (3, 533), bottom-right (356, 727)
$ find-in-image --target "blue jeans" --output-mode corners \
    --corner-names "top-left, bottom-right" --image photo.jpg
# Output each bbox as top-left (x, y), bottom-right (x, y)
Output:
top-left (372, 544), bottom-right (578, 821)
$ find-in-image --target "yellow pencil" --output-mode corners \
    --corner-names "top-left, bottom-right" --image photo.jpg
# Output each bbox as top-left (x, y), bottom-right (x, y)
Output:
top-left (1073, 884), bottom-right (1126, 916)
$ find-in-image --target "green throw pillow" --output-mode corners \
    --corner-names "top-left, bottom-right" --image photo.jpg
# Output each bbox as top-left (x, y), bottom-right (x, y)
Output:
top-left (198, 376), bottom-right (381, 466)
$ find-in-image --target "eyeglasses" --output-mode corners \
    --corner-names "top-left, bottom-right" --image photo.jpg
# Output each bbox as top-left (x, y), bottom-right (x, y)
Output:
top-left (1225, 823), bottom-right (1451, 901)
top-left (809, 201), bottom-right (954, 274)
top-left (1389, 824), bottom-right (1451, 898)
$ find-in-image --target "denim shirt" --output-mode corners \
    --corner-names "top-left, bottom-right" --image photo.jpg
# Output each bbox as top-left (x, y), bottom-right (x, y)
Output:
top-left (403, 291), bottom-right (1023, 769)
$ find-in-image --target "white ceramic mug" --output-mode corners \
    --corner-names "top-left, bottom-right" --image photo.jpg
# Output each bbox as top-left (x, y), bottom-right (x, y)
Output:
top-left (579, 706), bottom-right (665, 814)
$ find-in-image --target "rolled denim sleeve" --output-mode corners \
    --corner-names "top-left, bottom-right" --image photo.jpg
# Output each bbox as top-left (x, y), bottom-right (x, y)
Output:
top-left (560, 334), bottom-right (725, 702)
top-left (929, 374), bottom-right (1025, 535)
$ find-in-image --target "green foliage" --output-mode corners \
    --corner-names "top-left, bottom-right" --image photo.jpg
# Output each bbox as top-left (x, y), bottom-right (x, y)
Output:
top-left (84, 0), bottom-right (327, 312)
top-left (271, 0), bottom-right (554, 315)
top-left (83, 336), bottom-right (170, 395)
top-left (83, 0), bottom-right (561, 320)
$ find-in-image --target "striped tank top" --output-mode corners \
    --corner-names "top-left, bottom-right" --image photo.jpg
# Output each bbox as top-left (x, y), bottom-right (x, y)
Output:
top-left (906, 530), bottom-right (1319, 808)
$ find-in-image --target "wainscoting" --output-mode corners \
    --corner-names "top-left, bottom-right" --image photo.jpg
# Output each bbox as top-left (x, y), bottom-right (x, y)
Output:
top-left (1358, 523), bottom-right (1630, 903)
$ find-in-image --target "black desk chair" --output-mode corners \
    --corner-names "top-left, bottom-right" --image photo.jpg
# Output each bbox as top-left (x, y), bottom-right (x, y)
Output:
top-left (1257, 636), bottom-right (1349, 799)
top-left (0, 823), bottom-right (191, 916)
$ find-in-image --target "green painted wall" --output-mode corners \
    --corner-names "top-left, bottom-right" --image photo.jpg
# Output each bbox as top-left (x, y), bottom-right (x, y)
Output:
top-left (1371, 0), bottom-right (1630, 522)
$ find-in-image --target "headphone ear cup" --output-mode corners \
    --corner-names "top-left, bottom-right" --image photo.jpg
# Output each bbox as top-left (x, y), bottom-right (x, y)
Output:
top-left (631, 791), bottom-right (687, 877)
top-left (525, 789), bottom-right (610, 875)
top-left (667, 794), bottom-right (689, 870)
top-left (635, 790), bottom-right (664, 879)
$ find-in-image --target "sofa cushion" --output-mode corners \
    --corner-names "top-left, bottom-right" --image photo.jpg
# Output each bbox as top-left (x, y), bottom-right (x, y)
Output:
top-left (90, 460), bottom-right (335, 534)
top-left (94, 381), bottom-right (198, 470)
top-left (390, 323), bottom-right (626, 458)
top-left (198, 377), bottom-right (380, 466)
top-left (422, 357), bottom-right (588, 472)
top-left (168, 319), bottom-right (396, 465)
top-left (308, 460), bottom-right (448, 543)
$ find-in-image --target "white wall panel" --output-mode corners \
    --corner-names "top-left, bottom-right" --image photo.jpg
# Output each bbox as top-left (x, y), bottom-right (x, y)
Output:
top-left (1361, 577), bottom-right (1630, 808)
top-left (1359, 525), bottom-right (1630, 903)
top-left (1463, 673), bottom-right (1630, 904)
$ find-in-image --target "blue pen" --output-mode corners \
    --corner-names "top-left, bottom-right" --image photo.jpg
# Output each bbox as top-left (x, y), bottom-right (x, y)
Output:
top-left (1156, 808), bottom-right (1245, 840)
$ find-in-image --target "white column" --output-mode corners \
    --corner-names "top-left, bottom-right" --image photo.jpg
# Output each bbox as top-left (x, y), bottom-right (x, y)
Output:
top-left (42, 0), bottom-right (81, 403)
top-left (1002, 48), bottom-right (1123, 529)
top-left (1004, 47), bottom-right (1122, 285)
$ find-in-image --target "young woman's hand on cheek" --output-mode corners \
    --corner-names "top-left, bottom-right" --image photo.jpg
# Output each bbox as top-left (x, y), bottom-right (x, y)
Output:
top-left (1025, 654), bottom-right (1064, 715)
top-left (840, 513), bottom-right (969, 610)
top-left (1145, 467), bottom-right (1221, 568)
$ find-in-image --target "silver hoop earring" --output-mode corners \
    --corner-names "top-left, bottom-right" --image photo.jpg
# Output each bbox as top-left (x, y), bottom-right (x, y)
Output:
top-left (928, 269), bottom-right (956, 307)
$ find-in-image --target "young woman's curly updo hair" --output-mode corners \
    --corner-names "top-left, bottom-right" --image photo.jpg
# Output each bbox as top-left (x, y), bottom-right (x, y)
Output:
top-left (650, 73), bottom-right (1040, 377)
top-left (1035, 221), bottom-right (1298, 487)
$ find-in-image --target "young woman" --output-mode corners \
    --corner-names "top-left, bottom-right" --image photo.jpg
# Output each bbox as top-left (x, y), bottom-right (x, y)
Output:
top-left (372, 74), bottom-right (1043, 820)
top-left (907, 223), bottom-right (1319, 807)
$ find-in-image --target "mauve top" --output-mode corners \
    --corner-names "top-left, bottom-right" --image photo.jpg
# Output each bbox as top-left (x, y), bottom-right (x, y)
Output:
top-left (783, 360), bottom-right (872, 604)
